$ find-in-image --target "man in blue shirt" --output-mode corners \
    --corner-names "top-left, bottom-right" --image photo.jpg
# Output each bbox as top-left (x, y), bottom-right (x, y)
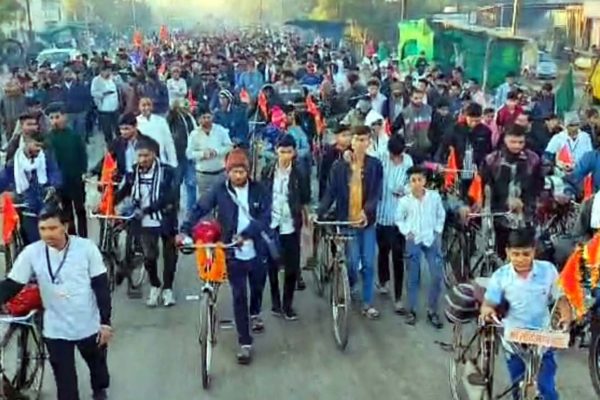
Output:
top-left (481, 228), bottom-right (573, 400)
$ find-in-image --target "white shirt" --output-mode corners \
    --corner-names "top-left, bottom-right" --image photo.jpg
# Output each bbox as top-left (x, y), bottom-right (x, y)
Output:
top-left (270, 165), bottom-right (294, 234)
top-left (367, 132), bottom-right (390, 160)
top-left (166, 78), bottom-right (188, 107)
top-left (90, 75), bottom-right (119, 112)
top-left (233, 184), bottom-right (256, 260)
top-left (9, 237), bottom-right (106, 340)
top-left (186, 123), bottom-right (233, 173)
top-left (125, 139), bottom-right (136, 173)
top-left (370, 92), bottom-right (387, 115)
top-left (138, 166), bottom-right (161, 228)
top-left (545, 130), bottom-right (593, 165)
top-left (136, 114), bottom-right (178, 168)
top-left (395, 189), bottom-right (446, 247)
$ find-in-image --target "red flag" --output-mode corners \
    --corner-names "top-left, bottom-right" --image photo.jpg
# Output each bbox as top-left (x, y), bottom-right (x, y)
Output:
top-left (468, 172), bottom-right (483, 207)
top-left (444, 146), bottom-right (458, 190)
top-left (98, 153), bottom-right (117, 216)
top-left (133, 31), bottom-right (143, 48)
top-left (187, 90), bottom-right (197, 113)
top-left (240, 88), bottom-right (250, 104)
top-left (383, 119), bottom-right (392, 136)
top-left (2, 194), bottom-right (19, 245)
top-left (584, 173), bottom-right (594, 200)
top-left (557, 246), bottom-right (585, 319)
top-left (557, 144), bottom-right (574, 167)
top-left (159, 25), bottom-right (169, 43)
top-left (258, 91), bottom-right (269, 119)
top-left (305, 95), bottom-right (319, 116)
top-left (158, 63), bottom-right (166, 77)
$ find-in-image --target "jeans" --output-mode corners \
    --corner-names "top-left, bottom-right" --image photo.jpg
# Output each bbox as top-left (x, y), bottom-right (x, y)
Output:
top-left (97, 111), bottom-right (118, 144)
top-left (45, 334), bottom-right (109, 400)
top-left (184, 160), bottom-right (197, 213)
top-left (140, 227), bottom-right (178, 289)
top-left (406, 235), bottom-right (443, 313)
top-left (376, 225), bottom-right (405, 302)
top-left (195, 171), bottom-right (224, 201)
top-left (228, 258), bottom-right (266, 345)
top-left (506, 351), bottom-right (558, 400)
top-left (67, 111), bottom-right (88, 139)
top-left (268, 230), bottom-right (300, 312)
top-left (345, 225), bottom-right (377, 306)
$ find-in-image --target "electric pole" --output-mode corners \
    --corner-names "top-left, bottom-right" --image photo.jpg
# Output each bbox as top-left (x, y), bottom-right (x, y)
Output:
top-left (511, 0), bottom-right (521, 36)
top-left (400, 0), bottom-right (407, 21)
top-left (25, 0), bottom-right (33, 43)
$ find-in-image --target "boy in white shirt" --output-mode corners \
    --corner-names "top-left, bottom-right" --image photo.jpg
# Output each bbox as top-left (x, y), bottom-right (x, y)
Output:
top-left (395, 165), bottom-right (446, 328)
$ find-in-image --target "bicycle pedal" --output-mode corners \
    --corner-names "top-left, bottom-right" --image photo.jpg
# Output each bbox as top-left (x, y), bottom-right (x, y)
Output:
top-left (185, 295), bottom-right (200, 301)
top-left (127, 289), bottom-right (143, 299)
top-left (466, 372), bottom-right (487, 386)
top-left (219, 319), bottom-right (234, 330)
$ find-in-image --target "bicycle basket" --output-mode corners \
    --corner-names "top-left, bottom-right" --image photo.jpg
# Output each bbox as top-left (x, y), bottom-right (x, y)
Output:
top-left (5, 284), bottom-right (42, 317)
top-left (444, 283), bottom-right (482, 324)
top-left (195, 241), bottom-right (227, 282)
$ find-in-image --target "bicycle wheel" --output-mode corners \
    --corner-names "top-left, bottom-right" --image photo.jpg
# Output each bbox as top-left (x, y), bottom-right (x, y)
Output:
top-left (312, 232), bottom-right (328, 297)
top-left (15, 325), bottom-right (44, 399)
top-left (588, 326), bottom-right (600, 397)
top-left (199, 292), bottom-right (213, 389)
top-left (444, 228), bottom-right (468, 288)
top-left (330, 262), bottom-right (350, 350)
top-left (3, 231), bottom-right (24, 277)
top-left (123, 231), bottom-right (145, 290)
top-left (103, 255), bottom-right (116, 293)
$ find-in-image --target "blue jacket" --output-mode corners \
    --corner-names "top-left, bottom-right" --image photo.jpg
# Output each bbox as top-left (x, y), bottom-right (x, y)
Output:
top-left (181, 179), bottom-right (272, 259)
top-left (318, 155), bottom-right (383, 226)
top-left (59, 82), bottom-right (92, 114)
top-left (214, 106), bottom-right (250, 146)
top-left (236, 71), bottom-right (264, 98)
top-left (565, 149), bottom-right (600, 197)
top-left (0, 153), bottom-right (63, 214)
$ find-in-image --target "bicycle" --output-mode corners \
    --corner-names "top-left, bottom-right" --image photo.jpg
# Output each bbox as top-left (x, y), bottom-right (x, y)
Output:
top-left (443, 211), bottom-right (509, 289)
top-left (1, 202), bottom-right (30, 276)
top-left (313, 220), bottom-right (359, 351)
top-left (450, 304), bottom-right (569, 400)
top-left (0, 310), bottom-right (46, 400)
top-left (178, 241), bottom-right (235, 390)
top-left (89, 211), bottom-right (145, 295)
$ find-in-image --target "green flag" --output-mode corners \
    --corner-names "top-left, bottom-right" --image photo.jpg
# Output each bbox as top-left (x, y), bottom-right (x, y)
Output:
top-left (555, 66), bottom-right (574, 118)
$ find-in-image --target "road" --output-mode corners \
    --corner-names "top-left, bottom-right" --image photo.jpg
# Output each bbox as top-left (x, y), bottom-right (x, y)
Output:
top-left (10, 134), bottom-right (599, 399)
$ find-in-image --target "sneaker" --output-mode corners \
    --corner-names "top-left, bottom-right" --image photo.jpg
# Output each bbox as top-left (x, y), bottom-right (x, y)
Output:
top-left (376, 282), bottom-right (389, 295)
top-left (236, 345), bottom-right (252, 365)
top-left (162, 289), bottom-right (176, 307)
top-left (296, 276), bottom-right (306, 291)
top-left (284, 309), bottom-right (299, 321)
top-left (362, 306), bottom-right (380, 320)
top-left (250, 315), bottom-right (265, 333)
top-left (271, 307), bottom-right (284, 318)
top-left (405, 311), bottom-right (417, 326)
top-left (92, 389), bottom-right (108, 400)
top-left (394, 301), bottom-right (407, 316)
top-left (427, 311), bottom-right (444, 330)
top-left (146, 287), bottom-right (161, 307)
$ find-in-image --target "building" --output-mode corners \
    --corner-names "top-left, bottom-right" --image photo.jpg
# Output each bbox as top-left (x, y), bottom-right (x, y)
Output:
top-left (1, 0), bottom-right (64, 39)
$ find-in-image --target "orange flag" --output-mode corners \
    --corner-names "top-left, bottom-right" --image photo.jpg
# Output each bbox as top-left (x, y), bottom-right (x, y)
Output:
top-left (257, 91), bottom-right (269, 119)
top-left (98, 153), bottom-right (117, 216)
top-left (444, 146), bottom-right (458, 190)
top-left (133, 31), bottom-right (143, 48)
top-left (187, 90), bottom-right (197, 112)
top-left (2, 194), bottom-right (19, 245)
top-left (584, 174), bottom-right (594, 200)
top-left (305, 95), bottom-right (319, 116)
top-left (240, 88), bottom-right (250, 104)
top-left (159, 25), bottom-right (169, 43)
top-left (557, 144), bottom-right (574, 166)
top-left (557, 246), bottom-right (585, 319)
top-left (383, 119), bottom-right (392, 136)
top-left (468, 172), bottom-right (483, 207)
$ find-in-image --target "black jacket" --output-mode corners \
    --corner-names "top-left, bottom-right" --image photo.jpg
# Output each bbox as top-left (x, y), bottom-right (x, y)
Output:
top-left (92, 132), bottom-right (159, 178)
top-left (436, 122), bottom-right (493, 170)
top-left (261, 160), bottom-right (311, 231)
top-left (318, 144), bottom-right (344, 200)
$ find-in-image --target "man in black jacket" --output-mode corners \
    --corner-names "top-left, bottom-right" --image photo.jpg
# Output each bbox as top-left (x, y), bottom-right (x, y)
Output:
top-left (261, 134), bottom-right (311, 320)
top-left (115, 138), bottom-right (178, 308)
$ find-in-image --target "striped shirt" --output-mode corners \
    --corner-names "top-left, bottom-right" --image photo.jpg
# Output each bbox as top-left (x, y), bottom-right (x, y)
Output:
top-left (377, 153), bottom-right (413, 226)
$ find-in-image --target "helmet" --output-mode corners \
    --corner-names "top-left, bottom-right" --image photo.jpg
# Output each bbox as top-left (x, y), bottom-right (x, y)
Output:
top-left (192, 220), bottom-right (222, 244)
top-left (444, 282), bottom-right (482, 324)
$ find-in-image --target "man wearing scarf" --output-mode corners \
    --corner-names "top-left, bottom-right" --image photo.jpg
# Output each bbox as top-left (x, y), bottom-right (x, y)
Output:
top-left (0, 131), bottom-right (62, 243)
top-left (115, 138), bottom-right (178, 308)
top-left (214, 89), bottom-right (249, 148)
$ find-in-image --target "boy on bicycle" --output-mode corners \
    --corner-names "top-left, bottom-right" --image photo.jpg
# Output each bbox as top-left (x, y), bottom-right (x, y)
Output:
top-left (480, 228), bottom-right (573, 400)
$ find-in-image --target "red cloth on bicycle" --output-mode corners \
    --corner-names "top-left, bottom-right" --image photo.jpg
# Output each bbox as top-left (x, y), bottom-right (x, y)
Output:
top-left (5, 284), bottom-right (42, 317)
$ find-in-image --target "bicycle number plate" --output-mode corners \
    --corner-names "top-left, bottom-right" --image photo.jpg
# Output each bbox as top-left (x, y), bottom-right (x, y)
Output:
top-left (505, 328), bottom-right (569, 349)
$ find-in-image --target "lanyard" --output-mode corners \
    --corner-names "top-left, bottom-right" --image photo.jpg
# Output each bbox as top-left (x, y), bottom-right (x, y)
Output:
top-left (46, 239), bottom-right (71, 285)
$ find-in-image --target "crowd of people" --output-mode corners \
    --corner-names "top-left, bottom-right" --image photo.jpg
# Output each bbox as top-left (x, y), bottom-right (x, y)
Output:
top-left (0, 27), bottom-right (595, 398)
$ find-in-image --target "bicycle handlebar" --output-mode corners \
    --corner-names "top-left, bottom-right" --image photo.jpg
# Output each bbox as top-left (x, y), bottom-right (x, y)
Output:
top-left (84, 178), bottom-right (119, 186)
top-left (89, 211), bottom-right (136, 220)
top-left (313, 220), bottom-right (362, 226)
top-left (179, 242), bottom-right (237, 250)
top-left (468, 212), bottom-right (512, 218)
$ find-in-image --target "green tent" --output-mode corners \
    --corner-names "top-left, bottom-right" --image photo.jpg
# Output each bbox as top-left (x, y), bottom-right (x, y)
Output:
top-left (397, 19), bottom-right (434, 61)
top-left (555, 67), bottom-right (575, 118)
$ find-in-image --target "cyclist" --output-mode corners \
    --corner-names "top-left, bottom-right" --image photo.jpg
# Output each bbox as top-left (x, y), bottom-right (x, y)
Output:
top-left (318, 125), bottom-right (383, 319)
top-left (480, 228), bottom-right (573, 400)
top-left (0, 131), bottom-right (62, 243)
top-left (261, 134), bottom-right (310, 320)
top-left (0, 206), bottom-right (112, 400)
top-left (318, 124), bottom-right (352, 200)
top-left (115, 138), bottom-right (179, 307)
top-left (395, 165), bottom-right (446, 328)
top-left (179, 148), bottom-right (270, 365)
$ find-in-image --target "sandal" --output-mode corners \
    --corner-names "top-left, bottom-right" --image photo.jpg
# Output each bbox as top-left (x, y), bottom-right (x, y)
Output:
top-left (362, 307), bottom-right (380, 320)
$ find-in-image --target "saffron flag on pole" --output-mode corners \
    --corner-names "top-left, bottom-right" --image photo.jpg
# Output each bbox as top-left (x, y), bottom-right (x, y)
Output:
top-left (468, 172), bottom-right (483, 207)
top-left (98, 153), bottom-right (117, 216)
top-left (444, 146), bottom-right (458, 190)
top-left (240, 88), bottom-right (250, 104)
top-left (557, 144), bottom-right (574, 167)
top-left (257, 91), bottom-right (269, 119)
top-left (584, 174), bottom-right (594, 200)
top-left (2, 193), bottom-right (19, 245)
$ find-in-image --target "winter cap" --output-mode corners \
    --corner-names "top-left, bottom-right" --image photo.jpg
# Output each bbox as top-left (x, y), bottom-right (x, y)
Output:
top-left (225, 148), bottom-right (250, 172)
top-left (276, 134), bottom-right (297, 149)
top-left (219, 89), bottom-right (234, 102)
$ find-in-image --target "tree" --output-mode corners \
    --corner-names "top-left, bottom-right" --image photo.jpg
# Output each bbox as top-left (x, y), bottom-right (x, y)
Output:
top-left (0, 0), bottom-right (23, 26)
